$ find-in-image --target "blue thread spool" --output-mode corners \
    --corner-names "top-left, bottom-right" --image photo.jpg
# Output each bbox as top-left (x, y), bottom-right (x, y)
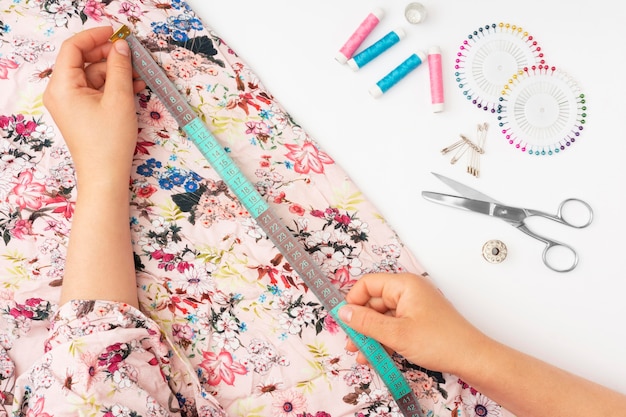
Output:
top-left (347, 28), bottom-right (406, 71)
top-left (369, 51), bottom-right (426, 98)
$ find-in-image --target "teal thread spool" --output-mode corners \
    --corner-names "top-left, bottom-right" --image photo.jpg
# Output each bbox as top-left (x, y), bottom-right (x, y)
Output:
top-left (347, 28), bottom-right (406, 71)
top-left (369, 51), bottom-right (426, 98)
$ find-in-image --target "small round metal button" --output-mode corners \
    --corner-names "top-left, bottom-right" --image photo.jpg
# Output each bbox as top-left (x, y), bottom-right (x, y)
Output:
top-left (482, 240), bottom-right (507, 263)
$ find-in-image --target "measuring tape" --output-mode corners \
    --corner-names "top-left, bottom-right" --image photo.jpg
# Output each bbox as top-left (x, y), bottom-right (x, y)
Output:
top-left (111, 25), bottom-right (423, 417)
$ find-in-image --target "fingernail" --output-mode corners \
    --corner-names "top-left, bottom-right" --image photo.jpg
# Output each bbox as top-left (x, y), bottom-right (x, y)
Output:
top-left (338, 306), bottom-right (353, 323)
top-left (114, 39), bottom-right (130, 57)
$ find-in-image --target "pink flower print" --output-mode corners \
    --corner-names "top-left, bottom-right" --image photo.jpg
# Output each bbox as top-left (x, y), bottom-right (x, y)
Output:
top-left (0, 115), bottom-right (11, 128)
top-left (9, 305), bottom-right (34, 320)
top-left (10, 218), bottom-right (33, 239)
top-left (14, 118), bottom-right (37, 136)
top-left (272, 191), bottom-right (286, 204)
top-left (177, 63), bottom-right (194, 80)
top-left (152, 249), bottom-right (176, 271)
top-left (0, 58), bottom-right (18, 80)
top-left (25, 396), bottom-right (53, 417)
top-left (11, 170), bottom-right (46, 210)
top-left (83, 0), bottom-right (105, 21)
top-left (24, 298), bottom-right (43, 307)
top-left (333, 213), bottom-right (351, 226)
top-left (331, 266), bottom-right (356, 290)
top-left (458, 378), bottom-right (479, 395)
top-left (136, 183), bottom-right (157, 199)
top-left (310, 209), bottom-right (325, 218)
top-left (289, 203), bottom-right (305, 216)
top-left (200, 349), bottom-right (247, 386)
top-left (176, 260), bottom-right (192, 273)
top-left (272, 388), bottom-right (308, 417)
top-left (98, 343), bottom-right (130, 373)
top-left (44, 218), bottom-right (69, 235)
top-left (48, 195), bottom-right (75, 219)
top-left (245, 121), bottom-right (269, 136)
top-left (118, 2), bottom-right (141, 18)
top-left (79, 351), bottom-right (104, 390)
top-left (139, 99), bottom-right (177, 130)
top-left (284, 141), bottom-right (334, 174)
top-left (323, 313), bottom-right (340, 334)
top-left (101, 353), bottom-right (125, 373)
top-left (172, 323), bottom-right (194, 343)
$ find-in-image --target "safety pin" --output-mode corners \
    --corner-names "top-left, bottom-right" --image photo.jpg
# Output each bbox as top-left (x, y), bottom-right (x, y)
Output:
top-left (441, 123), bottom-right (488, 176)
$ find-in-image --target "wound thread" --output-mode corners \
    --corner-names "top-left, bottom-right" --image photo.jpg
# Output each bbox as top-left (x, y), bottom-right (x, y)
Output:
top-left (336, 8), bottom-right (384, 64)
top-left (369, 51), bottom-right (426, 98)
top-left (428, 46), bottom-right (444, 112)
top-left (347, 28), bottom-right (405, 71)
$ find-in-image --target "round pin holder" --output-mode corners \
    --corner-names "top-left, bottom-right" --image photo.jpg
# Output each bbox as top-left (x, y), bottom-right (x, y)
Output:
top-left (482, 240), bottom-right (507, 264)
top-left (454, 23), bottom-right (545, 113)
top-left (496, 64), bottom-right (587, 156)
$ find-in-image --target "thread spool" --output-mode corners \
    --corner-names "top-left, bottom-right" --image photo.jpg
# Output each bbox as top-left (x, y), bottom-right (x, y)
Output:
top-left (428, 46), bottom-right (444, 112)
top-left (482, 240), bottom-right (507, 263)
top-left (336, 8), bottom-right (385, 64)
top-left (347, 28), bottom-right (406, 71)
top-left (369, 51), bottom-right (426, 98)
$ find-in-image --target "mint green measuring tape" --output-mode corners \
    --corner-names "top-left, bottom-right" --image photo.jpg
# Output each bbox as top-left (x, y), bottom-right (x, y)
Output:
top-left (112, 25), bottom-right (423, 417)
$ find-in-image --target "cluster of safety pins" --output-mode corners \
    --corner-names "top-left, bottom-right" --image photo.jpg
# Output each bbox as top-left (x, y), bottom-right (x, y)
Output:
top-left (335, 5), bottom-right (492, 179)
top-left (440, 122), bottom-right (489, 178)
top-left (334, 3), bottom-right (444, 112)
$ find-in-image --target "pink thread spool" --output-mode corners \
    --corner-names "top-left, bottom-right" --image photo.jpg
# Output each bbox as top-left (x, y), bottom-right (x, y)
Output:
top-left (336, 8), bottom-right (385, 64)
top-left (428, 46), bottom-right (444, 112)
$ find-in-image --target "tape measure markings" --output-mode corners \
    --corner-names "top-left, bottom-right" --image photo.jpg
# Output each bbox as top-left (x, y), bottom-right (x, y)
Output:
top-left (112, 25), bottom-right (423, 417)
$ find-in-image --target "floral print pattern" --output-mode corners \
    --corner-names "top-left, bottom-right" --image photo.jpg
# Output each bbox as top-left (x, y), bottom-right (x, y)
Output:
top-left (0, 1), bottom-right (515, 417)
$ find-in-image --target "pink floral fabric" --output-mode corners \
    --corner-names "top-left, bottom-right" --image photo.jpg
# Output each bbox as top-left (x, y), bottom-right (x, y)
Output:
top-left (0, 1), bottom-right (515, 417)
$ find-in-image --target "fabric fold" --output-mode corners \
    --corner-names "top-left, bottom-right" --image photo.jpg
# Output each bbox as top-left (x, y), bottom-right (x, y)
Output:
top-left (0, 1), bottom-right (514, 416)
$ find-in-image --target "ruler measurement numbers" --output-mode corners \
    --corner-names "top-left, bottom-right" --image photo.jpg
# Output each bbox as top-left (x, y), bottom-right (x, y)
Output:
top-left (111, 25), bottom-right (423, 417)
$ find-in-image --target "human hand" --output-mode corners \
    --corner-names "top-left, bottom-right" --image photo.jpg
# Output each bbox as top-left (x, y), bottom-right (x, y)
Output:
top-left (43, 26), bottom-right (145, 187)
top-left (338, 273), bottom-right (491, 375)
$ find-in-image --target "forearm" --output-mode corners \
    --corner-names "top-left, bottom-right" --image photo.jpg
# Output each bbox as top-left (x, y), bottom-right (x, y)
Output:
top-left (459, 337), bottom-right (626, 417)
top-left (60, 180), bottom-right (138, 307)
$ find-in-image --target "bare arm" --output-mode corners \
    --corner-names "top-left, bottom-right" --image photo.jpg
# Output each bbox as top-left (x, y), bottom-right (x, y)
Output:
top-left (338, 273), bottom-right (626, 417)
top-left (43, 26), bottom-right (145, 307)
top-left (461, 331), bottom-right (626, 417)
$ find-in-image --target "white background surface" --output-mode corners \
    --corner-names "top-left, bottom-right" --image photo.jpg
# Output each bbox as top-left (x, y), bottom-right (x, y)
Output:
top-left (187, 1), bottom-right (626, 393)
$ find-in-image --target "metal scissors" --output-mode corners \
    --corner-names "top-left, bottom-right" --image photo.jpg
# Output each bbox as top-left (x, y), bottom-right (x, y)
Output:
top-left (422, 173), bottom-right (593, 272)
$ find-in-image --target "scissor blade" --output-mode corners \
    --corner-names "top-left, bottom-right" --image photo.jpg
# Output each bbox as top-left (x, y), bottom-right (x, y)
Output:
top-left (431, 172), bottom-right (500, 204)
top-left (422, 192), bottom-right (495, 216)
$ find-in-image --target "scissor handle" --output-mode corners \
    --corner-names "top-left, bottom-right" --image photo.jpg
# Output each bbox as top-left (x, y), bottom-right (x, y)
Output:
top-left (528, 198), bottom-right (593, 228)
top-left (542, 240), bottom-right (579, 273)
top-left (516, 223), bottom-right (580, 272)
